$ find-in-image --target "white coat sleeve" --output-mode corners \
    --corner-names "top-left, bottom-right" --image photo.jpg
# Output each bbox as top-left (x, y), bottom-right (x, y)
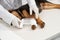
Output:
top-left (0, 5), bottom-right (13, 25)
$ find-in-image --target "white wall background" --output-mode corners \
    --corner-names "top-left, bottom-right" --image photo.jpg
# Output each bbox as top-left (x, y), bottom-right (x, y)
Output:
top-left (47, 0), bottom-right (60, 4)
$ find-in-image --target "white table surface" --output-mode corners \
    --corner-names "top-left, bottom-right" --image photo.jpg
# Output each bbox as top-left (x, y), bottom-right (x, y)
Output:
top-left (0, 20), bottom-right (24, 40)
top-left (0, 9), bottom-right (60, 40)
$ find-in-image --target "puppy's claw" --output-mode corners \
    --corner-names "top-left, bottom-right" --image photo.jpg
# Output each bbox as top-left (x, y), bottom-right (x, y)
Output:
top-left (40, 22), bottom-right (45, 28)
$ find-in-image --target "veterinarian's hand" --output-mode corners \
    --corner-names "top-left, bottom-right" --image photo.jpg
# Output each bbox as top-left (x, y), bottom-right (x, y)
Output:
top-left (11, 15), bottom-right (21, 29)
top-left (27, 0), bottom-right (39, 19)
top-left (0, 5), bottom-right (21, 29)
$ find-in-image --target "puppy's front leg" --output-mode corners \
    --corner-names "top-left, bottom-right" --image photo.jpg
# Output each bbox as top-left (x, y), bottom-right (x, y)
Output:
top-left (31, 13), bottom-right (45, 28)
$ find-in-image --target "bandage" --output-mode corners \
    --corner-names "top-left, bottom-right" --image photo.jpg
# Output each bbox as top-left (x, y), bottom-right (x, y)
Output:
top-left (20, 18), bottom-right (37, 28)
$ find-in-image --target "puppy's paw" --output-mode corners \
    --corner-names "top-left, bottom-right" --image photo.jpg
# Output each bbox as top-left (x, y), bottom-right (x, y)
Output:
top-left (40, 22), bottom-right (45, 28)
top-left (31, 25), bottom-right (36, 30)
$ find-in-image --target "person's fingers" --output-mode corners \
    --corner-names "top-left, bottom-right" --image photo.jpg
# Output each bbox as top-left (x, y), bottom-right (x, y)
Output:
top-left (16, 19), bottom-right (21, 29)
top-left (11, 16), bottom-right (21, 29)
top-left (35, 13), bottom-right (38, 19)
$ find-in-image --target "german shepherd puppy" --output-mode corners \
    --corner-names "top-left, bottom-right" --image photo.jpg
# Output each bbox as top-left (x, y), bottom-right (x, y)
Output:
top-left (9, 0), bottom-right (60, 30)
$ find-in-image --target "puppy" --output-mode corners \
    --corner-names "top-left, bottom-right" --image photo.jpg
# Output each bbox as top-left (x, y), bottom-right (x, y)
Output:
top-left (9, 0), bottom-right (60, 30)
top-left (9, 4), bottom-right (45, 30)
